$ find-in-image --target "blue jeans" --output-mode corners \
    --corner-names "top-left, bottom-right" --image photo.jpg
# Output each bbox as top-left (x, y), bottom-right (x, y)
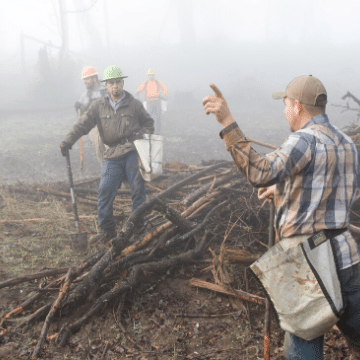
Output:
top-left (97, 151), bottom-right (146, 232)
top-left (284, 262), bottom-right (360, 359)
top-left (147, 100), bottom-right (162, 134)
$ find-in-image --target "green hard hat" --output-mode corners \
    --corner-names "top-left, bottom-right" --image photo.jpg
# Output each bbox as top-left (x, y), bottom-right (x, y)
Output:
top-left (101, 65), bottom-right (128, 82)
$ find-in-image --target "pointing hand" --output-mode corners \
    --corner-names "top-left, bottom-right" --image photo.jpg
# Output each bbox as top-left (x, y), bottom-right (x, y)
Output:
top-left (202, 84), bottom-right (235, 127)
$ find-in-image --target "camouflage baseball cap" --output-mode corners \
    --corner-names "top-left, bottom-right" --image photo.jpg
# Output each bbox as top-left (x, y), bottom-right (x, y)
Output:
top-left (272, 75), bottom-right (327, 106)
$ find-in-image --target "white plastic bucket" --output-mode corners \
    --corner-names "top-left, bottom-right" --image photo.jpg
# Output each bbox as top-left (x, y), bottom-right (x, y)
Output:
top-left (161, 100), bottom-right (167, 113)
top-left (134, 134), bottom-right (163, 182)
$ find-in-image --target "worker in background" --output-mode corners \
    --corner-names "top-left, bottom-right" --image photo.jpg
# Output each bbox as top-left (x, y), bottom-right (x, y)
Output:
top-left (75, 66), bottom-right (108, 165)
top-left (203, 76), bottom-right (360, 359)
top-left (135, 68), bottom-right (167, 134)
top-left (61, 66), bottom-right (154, 244)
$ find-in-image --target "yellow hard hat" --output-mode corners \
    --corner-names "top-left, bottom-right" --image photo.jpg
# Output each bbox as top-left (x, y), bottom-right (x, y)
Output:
top-left (146, 68), bottom-right (156, 75)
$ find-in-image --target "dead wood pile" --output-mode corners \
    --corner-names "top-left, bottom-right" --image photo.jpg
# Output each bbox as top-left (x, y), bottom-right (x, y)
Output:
top-left (0, 161), bottom-right (285, 358)
top-left (338, 92), bottom-right (360, 156)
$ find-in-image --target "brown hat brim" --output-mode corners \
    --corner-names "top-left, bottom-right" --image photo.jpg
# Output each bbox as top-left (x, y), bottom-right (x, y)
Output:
top-left (272, 91), bottom-right (286, 100)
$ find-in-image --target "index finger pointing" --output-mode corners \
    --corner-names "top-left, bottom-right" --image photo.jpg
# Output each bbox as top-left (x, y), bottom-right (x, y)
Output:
top-left (209, 83), bottom-right (223, 98)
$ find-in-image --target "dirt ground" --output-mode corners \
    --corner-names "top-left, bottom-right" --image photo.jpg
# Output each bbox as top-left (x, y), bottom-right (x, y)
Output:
top-left (0, 105), bottom-right (358, 359)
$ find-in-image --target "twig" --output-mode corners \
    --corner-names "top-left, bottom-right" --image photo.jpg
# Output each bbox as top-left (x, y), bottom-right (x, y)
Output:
top-left (73, 177), bottom-right (100, 186)
top-left (37, 186), bottom-right (124, 210)
top-left (100, 340), bottom-right (111, 360)
top-left (247, 137), bottom-right (278, 150)
top-left (32, 267), bottom-right (76, 358)
top-left (177, 200), bottom-right (229, 242)
top-left (172, 312), bottom-right (238, 318)
top-left (221, 248), bottom-right (260, 264)
top-left (349, 224), bottom-right (360, 235)
top-left (0, 215), bottom-right (97, 224)
top-left (244, 268), bottom-right (252, 329)
top-left (146, 183), bottom-right (164, 192)
top-left (188, 278), bottom-right (265, 306)
top-left (0, 268), bottom-right (69, 290)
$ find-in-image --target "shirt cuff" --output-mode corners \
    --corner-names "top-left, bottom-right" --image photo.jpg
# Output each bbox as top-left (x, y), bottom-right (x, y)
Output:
top-left (219, 122), bottom-right (239, 139)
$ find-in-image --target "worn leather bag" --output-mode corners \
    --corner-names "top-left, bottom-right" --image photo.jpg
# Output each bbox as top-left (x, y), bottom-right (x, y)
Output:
top-left (250, 231), bottom-right (344, 340)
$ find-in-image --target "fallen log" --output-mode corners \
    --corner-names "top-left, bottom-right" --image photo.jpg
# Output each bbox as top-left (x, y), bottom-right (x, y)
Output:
top-left (164, 199), bottom-right (230, 250)
top-left (57, 231), bottom-right (215, 346)
top-left (1, 251), bottom-right (105, 322)
top-left (0, 268), bottom-right (69, 290)
top-left (181, 171), bottom-right (239, 207)
top-left (222, 248), bottom-right (261, 264)
top-left (155, 161), bottom-right (232, 200)
top-left (16, 304), bottom-right (52, 330)
top-left (120, 190), bottom-right (222, 257)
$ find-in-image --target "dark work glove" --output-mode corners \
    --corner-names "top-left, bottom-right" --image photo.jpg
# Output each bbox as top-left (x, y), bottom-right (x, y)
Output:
top-left (60, 142), bottom-right (72, 157)
top-left (132, 132), bottom-right (144, 141)
top-left (74, 101), bottom-right (83, 112)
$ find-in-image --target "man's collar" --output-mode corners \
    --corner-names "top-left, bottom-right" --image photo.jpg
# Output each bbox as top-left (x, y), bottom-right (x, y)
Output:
top-left (302, 113), bottom-right (329, 129)
top-left (107, 91), bottom-right (126, 103)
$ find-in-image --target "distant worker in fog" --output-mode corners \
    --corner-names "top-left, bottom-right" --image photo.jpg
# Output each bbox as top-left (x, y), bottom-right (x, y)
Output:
top-left (75, 66), bottom-right (108, 165)
top-left (135, 68), bottom-right (167, 134)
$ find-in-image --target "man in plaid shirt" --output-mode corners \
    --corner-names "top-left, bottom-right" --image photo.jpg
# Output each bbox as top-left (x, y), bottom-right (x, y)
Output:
top-left (203, 75), bottom-right (360, 359)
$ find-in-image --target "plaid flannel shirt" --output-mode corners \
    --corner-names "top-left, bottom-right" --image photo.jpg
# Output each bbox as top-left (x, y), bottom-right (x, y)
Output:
top-left (221, 114), bottom-right (360, 270)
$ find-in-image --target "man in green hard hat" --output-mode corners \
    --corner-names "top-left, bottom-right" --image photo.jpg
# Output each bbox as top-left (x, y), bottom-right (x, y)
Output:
top-left (60, 65), bottom-right (154, 243)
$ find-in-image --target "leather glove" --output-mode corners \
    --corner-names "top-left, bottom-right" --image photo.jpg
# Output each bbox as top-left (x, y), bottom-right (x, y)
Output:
top-left (60, 142), bottom-right (72, 157)
top-left (132, 132), bottom-right (144, 141)
top-left (74, 101), bottom-right (83, 112)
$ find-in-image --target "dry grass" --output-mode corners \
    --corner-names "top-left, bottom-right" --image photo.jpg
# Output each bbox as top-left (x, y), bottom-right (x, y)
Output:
top-left (0, 185), bottom-right (96, 278)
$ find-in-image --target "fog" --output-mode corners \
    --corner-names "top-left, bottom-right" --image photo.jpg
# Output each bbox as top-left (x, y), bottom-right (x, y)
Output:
top-left (1, 0), bottom-right (360, 182)
top-left (2, 0), bottom-right (360, 108)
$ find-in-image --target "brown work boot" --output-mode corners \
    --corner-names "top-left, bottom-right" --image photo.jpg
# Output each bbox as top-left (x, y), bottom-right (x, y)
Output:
top-left (89, 231), bottom-right (117, 244)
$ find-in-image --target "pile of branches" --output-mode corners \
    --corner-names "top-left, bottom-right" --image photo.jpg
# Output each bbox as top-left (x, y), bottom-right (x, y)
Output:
top-left (335, 91), bottom-right (360, 155)
top-left (0, 161), bottom-right (271, 358)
